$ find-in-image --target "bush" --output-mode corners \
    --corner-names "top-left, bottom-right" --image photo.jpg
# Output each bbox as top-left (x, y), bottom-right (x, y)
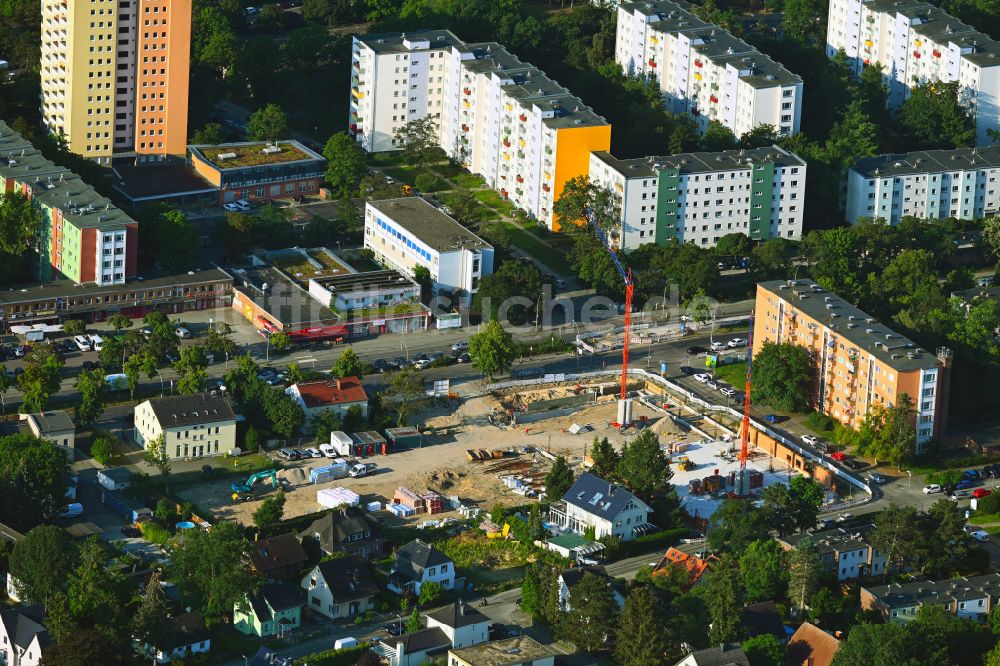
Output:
top-left (805, 412), bottom-right (836, 433)
top-left (618, 527), bottom-right (688, 558)
top-left (414, 173), bottom-right (440, 192)
top-left (90, 436), bottom-right (115, 465)
top-left (293, 645), bottom-right (367, 666)
top-left (976, 491), bottom-right (1000, 515)
top-left (926, 470), bottom-right (963, 486)
top-left (139, 522), bottom-right (171, 545)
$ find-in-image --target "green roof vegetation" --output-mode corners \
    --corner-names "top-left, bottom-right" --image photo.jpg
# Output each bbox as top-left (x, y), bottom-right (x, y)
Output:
top-left (196, 142), bottom-right (313, 169)
top-left (273, 250), bottom-right (352, 281)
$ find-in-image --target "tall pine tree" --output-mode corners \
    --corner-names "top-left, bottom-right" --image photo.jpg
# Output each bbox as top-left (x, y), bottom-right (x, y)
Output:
top-left (615, 585), bottom-right (670, 666)
top-left (704, 554), bottom-right (745, 644)
top-left (557, 572), bottom-right (618, 653)
top-left (589, 436), bottom-right (620, 480)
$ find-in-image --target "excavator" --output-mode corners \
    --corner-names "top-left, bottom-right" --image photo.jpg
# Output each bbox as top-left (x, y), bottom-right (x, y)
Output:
top-left (230, 469), bottom-right (281, 502)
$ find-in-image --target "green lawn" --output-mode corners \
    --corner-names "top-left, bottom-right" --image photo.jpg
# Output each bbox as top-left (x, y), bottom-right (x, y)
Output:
top-left (504, 223), bottom-right (573, 274)
top-left (434, 162), bottom-right (466, 179)
top-left (474, 189), bottom-right (515, 216)
top-left (440, 192), bottom-right (494, 224)
top-left (452, 172), bottom-right (487, 189)
top-left (713, 360), bottom-right (748, 386)
top-left (969, 512), bottom-right (1000, 525)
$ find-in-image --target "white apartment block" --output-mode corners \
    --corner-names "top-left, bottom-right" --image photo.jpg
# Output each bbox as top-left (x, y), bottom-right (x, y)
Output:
top-left (133, 393), bottom-right (237, 460)
top-left (846, 146), bottom-right (1000, 224)
top-left (615, 0), bottom-right (803, 138)
top-left (364, 198), bottom-right (494, 306)
top-left (588, 146), bottom-right (806, 250)
top-left (350, 30), bottom-right (611, 229)
top-left (826, 0), bottom-right (1000, 145)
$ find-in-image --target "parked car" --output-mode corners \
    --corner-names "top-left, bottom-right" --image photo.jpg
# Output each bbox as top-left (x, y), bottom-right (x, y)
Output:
top-left (450, 341), bottom-right (469, 352)
top-left (413, 359), bottom-right (432, 369)
top-left (372, 359), bottom-right (389, 373)
top-left (686, 345), bottom-right (707, 355)
top-left (720, 387), bottom-right (737, 397)
top-left (679, 366), bottom-right (696, 375)
top-left (727, 338), bottom-right (747, 348)
top-left (175, 326), bottom-right (192, 339)
top-left (950, 489), bottom-right (973, 500)
top-left (972, 530), bottom-right (991, 542)
top-left (74, 335), bottom-right (92, 352)
top-left (866, 472), bottom-right (888, 484)
top-left (12, 346), bottom-right (25, 358)
top-left (956, 479), bottom-right (977, 490)
top-left (800, 434), bottom-right (820, 446)
top-left (763, 414), bottom-right (782, 423)
top-left (257, 369), bottom-right (277, 381)
top-left (456, 353), bottom-right (471, 363)
top-left (923, 484), bottom-right (942, 494)
top-left (82, 360), bottom-right (100, 372)
top-left (710, 341), bottom-right (726, 352)
top-left (836, 513), bottom-right (852, 522)
top-left (830, 451), bottom-right (846, 461)
top-left (320, 444), bottom-right (337, 457)
top-left (973, 488), bottom-right (992, 499)
top-left (693, 373), bottom-right (711, 383)
top-left (964, 469), bottom-right (982, 479)
top-left (706, 380), bottom-right (720, 390)
top-left (304, 447), bottom-right (322, 459)
top-left (223, 203), bottom-right (241, 212)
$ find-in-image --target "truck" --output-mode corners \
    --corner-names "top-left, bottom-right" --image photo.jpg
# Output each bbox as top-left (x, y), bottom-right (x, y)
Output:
top-left (348, 462), bottom-right (377, 478)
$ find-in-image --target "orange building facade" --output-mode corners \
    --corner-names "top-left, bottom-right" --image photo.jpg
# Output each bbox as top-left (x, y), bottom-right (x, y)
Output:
top-left (753, 280), bottom-right (951, 453)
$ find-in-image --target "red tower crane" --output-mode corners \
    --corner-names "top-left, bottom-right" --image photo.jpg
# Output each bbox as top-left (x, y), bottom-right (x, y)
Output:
top-left (736, 312), bottom-right (755, 497)
top-left (585, 209), bottom-right (634, 403)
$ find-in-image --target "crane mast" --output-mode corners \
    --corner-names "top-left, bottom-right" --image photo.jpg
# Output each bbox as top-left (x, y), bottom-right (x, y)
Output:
top-left (585, 209), bottom-right (634, 421)
top-left (736, 312), bottom-right (754, 497)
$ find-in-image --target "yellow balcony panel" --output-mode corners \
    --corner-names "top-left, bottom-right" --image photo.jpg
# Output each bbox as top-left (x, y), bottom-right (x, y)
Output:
top-left (693, 72), bottom-right (702, 81)
top-left (864, 40), bottom-right (873, 47)
top-left (351, 89), bottom-right (364, 98)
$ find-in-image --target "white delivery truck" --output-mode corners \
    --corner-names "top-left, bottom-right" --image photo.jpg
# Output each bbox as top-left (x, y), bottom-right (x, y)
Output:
top-left (348, 463), bottom-right (377, 478)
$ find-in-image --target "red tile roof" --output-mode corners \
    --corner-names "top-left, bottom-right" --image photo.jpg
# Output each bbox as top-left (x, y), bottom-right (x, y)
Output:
top-left (653, 546), bottom-right (715, 589)
top-left (294, 377), bottom-right (368, 408)
top-left (786, 622), bottom-right (840, 666)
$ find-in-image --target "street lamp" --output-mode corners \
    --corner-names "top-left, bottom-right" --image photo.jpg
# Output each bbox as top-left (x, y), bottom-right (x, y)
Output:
top-left (906, 470), bottom-right (912, 487)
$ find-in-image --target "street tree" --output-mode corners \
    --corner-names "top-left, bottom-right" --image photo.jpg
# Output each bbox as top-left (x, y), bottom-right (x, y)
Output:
top-left (8, 525), bottom-right (75, 606)
top-left (787, 536), bottom-right (823, 611)
top-left (106, 314), bottom-right (132, 332)
top-left (143, 435), bottom-right (172, 494)
top-left (922, 499), bottom-right (971, 574)
top-left (708, 499), bottom-right (768, 554)
top-left (393, 116), bottom-right (438, 166)
top-left (62, 319), bottom-right (86, 336)
top-left (614, 585), bottom-right (670, 666)
top-left (544, 455), bottom-right (575, 500)
top-left (617, 429), bottom-right (673, 503)
top-left (74, 370), bottom-right (109, 428)
top-left (123, 350), bottom-right (158, 400)
top-left (446, 186), bottom-right (480, 225)
top-left (405, 606), bottom-right (421, 633)
top-left (252, 490), bottom-right (286, 537)
top-left (704, 554), bottom-right (745, 644)
top-left (0, 364), bottom-right (9, 412)
top-left (750, 341), bottom-right (813, 412)
top-left (714, 232), bottom-right (753, 259)
top-left (169, 520), bottom-right (258, 619)
top-left (323, 132), bottom-right (366, 198)
top-left (269, 330), bottom-right (290, 352)
top-left (468, 319), bottom-right (516, 382)
top-left (870, 503), bottom-right (922, 580)
top-left (191, 122), bottom-right (225, 145)
top-left (781, 0), bottom-right (826, 42)
top-left (739, 539), bottom-right (788, 603)
top-left (558, 572), bottom-right (618, 653)
top-left (0, 190), bottom-right (41, 256)
top-left (474, 261), bottom-right (542, 323)
top-left (589, 436), bottom-right (620, 481)
top-left (0, 434), bottom-right (70, 530)
top-left (247, 103), bottom-right (289, 142)
top-left (332, 347), bottom-right (365, 379)
top-left (204, 324), bottom-right (238, 358)
top-left (18, 345), bottom-right (64, 413)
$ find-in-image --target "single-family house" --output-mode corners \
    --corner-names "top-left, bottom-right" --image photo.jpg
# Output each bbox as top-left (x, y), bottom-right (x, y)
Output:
top-left (372, 627), bottom-right (451, 666)
top-left (651, 547), bottom-right (714, 590)
top-left (548, 472), bottom-right (654, 542)
top-left (424, 600), bottom-right (488, 649)
top-left (557, 565), bottom-right (625, 612)
top-left (778, 525), bottom-right (888, 582)
top-left (0, 605), bottom-right (50, 666)
top-left (97, 467), bottom-right (133, 491)
top-left (448, 636), bottom-right (557, 666)
top-left (248, 646), bottom-right (294, 666)
top-left (138, 612), bottom-right (211, 664)
top-left (785, 622), bottom-right (841, 666)
top-left (133, 393), bottom-right (237, 460)
top-left (234, 583), bottom-right (305, 639)
top-left (249, 533), bottom-right (309, 578)
top-left (301, 556), bottom-right (378, 620)
top-left (672, 643), bottom-right (749, 666)
top-left (297, 506), bottom-right (384, 559)
top-left (285, 377), bottom-right (368, 432)
top-left (388, 539), bottom-right (455, 596)
top-left (24, 411), bottom-right (75, 460)
top-left (740, 601), bottom-right (786, 642)
top-left (861, 573), bottom-right (1000, 623)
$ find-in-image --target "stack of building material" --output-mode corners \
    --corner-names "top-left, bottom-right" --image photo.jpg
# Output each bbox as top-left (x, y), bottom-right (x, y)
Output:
top-left (317, 487), bottom-right (360, 509)
top-left (702, 474), bottom-right (725, 493)
top-left (421, 491), bottom-right (444, 515)
top-left (688, 479), bottom-right (702, 495)
top-left (388, 503), bottom-right (415, 518)
top-left (310, 464), bottom-right (349, 484)
top-left (393, 487), bottom-right (425, 513)
top-left (748, 470), bottom-right (764, 489)
top-left (366, 501), bottom-right (382, 512)
top-left (458, 505), bottom-right (481, 519)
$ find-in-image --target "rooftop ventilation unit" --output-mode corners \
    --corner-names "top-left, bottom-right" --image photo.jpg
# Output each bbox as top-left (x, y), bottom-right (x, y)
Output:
top-left (217, 152), bottom-right (237, 161)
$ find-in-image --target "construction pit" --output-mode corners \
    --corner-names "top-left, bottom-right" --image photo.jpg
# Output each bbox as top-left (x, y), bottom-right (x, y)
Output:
top-left (175, 375), bottom-right (822, 528)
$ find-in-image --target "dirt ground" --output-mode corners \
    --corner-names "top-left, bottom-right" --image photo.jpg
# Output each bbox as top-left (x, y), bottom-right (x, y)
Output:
top-left (176, 389), bottom-right (685, 525)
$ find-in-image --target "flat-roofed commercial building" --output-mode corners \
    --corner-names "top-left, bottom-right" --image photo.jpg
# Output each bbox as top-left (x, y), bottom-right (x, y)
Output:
top-left (588, 145), bottom-right (806, 249)
top-left (754, 279), bottom-right (951, 452)
top-left (845, 146), bottom-right (1000, 224)
top-left (350, 30), bottom-right (611, 229)
top-left (615, 0), bottom-right (803, 138)
top-left (364, 198), bottom-right (493, 306)
top-left (188, 141), bottom-right (326, 205)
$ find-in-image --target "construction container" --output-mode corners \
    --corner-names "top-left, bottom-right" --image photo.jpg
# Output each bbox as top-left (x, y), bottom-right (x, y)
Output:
top-left (702, 475), bottom-right (725, 493)
top-left (366, 501), bottom-right (382, 512)
top-left (385, 427), bottom-right (421, 449)
top-left (310, 464), bottom-right (349, 484)
top-left (317, 487), bottom-right (360, 509)
top-left (393, 487), bottom-right (425, 513)
top-left (688, 479), bottom-right (702, 495)
top-left (352, 431), bottom-right (388, 455)
top-left (748, 470), bottom-right (764, 489)
top-left (330, 431), bottom-right (353, 456)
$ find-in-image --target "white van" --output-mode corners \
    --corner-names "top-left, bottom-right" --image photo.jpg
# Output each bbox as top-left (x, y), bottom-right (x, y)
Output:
top-left (74, 335), bottom-right (92, 352)
top-left (235, 199), bottom-right (252, 212)
top-left (59, 503), bottom-right (83, 519)
top-left (88, 334), bottom-right (104, 351)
